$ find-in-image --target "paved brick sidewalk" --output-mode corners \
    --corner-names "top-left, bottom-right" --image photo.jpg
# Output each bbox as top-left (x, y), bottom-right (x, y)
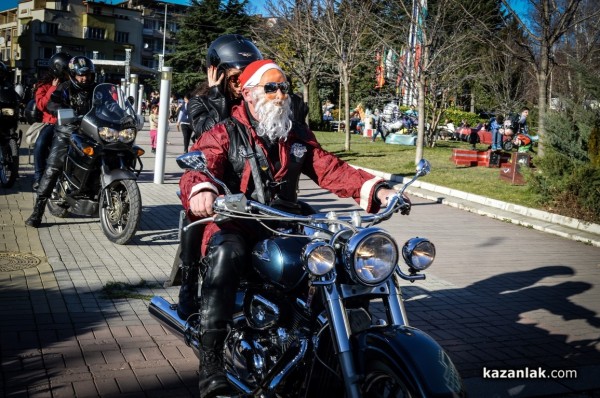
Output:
top-left (1, 124), bottom-right (599, 397)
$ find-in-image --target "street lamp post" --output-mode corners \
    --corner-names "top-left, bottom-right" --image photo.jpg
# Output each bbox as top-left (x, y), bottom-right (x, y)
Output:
top-left (154, 67), bottom-right (172, 184)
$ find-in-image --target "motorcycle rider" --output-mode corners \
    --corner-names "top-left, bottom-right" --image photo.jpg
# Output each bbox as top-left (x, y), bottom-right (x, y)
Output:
top-left (31, 52), bottom-right (72, 190)
top-left (178, 59), bottom-right (401, 398)
top-left (25, 56), bottom-right (96, 228)
top-left (188, 34), bottom-right (263, 139)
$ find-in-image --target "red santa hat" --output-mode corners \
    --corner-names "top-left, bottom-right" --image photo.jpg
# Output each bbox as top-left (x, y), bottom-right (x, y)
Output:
top-left (238, 59), bottom-right (283, 89)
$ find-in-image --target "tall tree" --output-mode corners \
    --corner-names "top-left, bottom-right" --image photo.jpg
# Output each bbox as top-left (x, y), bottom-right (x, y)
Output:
top-left (384, 0), bottom-right (495, 161)
top-left (251, 0), bottom-right (327, 123)
top-left (167, 0), bottom-right (255, 95)
top-left (500, 0), bottom-right (600, 155)
top-left (312, 0), bottom-right (378, 151)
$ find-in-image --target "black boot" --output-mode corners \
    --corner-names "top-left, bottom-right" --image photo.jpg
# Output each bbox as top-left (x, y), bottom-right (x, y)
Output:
top-left (198, 329), bottom-right (233, 398)
top-left (25, 167), bottom-right (60, 228)
top-left (25, 197), bottom-right (47, 228)
top-left (176, 222), bottom-right (203, 319)
top-left (177, 264), bottom-right (199, 319)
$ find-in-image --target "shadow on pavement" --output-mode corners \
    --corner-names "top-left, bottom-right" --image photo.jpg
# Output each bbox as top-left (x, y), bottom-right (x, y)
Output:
top-left (402, 265), bottom-right (600, 392)
top-left (0, 282), bottom-right (200, 397)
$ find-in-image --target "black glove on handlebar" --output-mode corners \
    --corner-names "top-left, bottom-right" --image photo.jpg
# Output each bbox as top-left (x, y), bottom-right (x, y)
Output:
top-left (400, 194), bottom-right (411, 215)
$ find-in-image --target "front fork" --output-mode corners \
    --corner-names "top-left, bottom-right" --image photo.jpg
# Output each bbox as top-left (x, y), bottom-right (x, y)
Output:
top-left (322, 277), bottom-right (410, 398)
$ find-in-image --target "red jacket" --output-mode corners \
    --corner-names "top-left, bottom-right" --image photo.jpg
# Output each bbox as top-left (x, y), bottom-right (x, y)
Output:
top-left (35, 83), bottom-right (58, 124)
top-left (179, 103), bottom-right (385, 255)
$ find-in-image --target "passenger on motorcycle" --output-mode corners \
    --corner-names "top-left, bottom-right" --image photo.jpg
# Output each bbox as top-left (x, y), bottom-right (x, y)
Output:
top-left (177, 59), bottom-right (401, 398)
top-left (31, 52), bottom-right (71, 190)
top-left (26, 56), bottom-right (96, 228)
top-left (188, 34), bottom-right (263, 139)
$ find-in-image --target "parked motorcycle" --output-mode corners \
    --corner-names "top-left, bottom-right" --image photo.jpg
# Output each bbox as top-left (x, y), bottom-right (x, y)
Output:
top-left (48, 83), bottom-right (144, 244)
top-left (0, 84), bottom-right (22, 188)
top-left (150, 152), bottom-right (465, 397)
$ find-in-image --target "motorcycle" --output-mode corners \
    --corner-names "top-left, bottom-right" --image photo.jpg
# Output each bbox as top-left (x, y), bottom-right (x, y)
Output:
top-left (0, 84), bottom-right (22, 188)
top-left (150, 152), bottom-right (465, 397)
top-left (49, 83), bottom-right (144, 245)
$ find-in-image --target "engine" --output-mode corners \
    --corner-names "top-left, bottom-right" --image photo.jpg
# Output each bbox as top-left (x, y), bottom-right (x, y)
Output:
top-left (224, 292), bottom-right (311, 389)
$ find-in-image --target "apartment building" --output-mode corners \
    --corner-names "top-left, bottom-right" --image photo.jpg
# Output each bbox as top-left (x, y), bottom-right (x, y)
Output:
top-left (0, 0), bottom-right (185, 85)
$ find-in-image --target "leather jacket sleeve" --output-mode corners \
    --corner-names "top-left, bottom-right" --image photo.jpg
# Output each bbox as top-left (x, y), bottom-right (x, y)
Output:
top-left (189, 86), bottom-right (229, 137)
top-left (47, 81), bottom-right (70, 114)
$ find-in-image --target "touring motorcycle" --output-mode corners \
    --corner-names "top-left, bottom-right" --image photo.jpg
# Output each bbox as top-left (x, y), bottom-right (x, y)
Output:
top-left (49, 83), bottom-right (144, 244)
top-left (0, 84), bottom-right (22, 188)
top-left (150, 152), bottom-right (465, 397)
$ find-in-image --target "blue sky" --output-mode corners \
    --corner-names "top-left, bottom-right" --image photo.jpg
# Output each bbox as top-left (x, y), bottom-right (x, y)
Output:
top-left (1, 0), bottom-right (266, 13)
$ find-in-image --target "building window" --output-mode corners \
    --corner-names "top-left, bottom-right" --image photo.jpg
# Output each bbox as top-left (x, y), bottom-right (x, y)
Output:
top-left (39, 47), bottom-right (54, 59)
top-left (85, 27), bottom-right (105, 40)
top-left (115, 31), bottom-right (129, 44)
top-left (41, 22), bottom-right (59, 35)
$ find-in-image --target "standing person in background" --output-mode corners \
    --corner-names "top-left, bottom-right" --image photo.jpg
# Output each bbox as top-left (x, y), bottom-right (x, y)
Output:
top-left (188, 34), bottom-right (263, 139)
top-left (149, 104), bottom-right (159, 153)
top-left (490, 115), bottom-right (503, 151)
top-left (516, 107), bottom-right (529, 135)
top-left (31, 52), bottom-right (72, 190)
top-left (371, 109), bottom-right (387, 142)
top-left (177, 94), bottom-right (193, 153)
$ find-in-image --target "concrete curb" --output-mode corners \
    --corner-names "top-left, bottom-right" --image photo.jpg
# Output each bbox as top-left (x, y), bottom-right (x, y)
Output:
top-left (354, 165), bottom-right (600, 247)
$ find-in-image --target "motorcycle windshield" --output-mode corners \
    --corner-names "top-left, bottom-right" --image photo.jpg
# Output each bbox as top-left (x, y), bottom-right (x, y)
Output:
top-left (87, 83), bottom-right (137, 128)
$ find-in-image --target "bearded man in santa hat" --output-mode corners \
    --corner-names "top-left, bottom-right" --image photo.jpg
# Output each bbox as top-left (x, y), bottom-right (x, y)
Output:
top-left (176, 59), bottom-right (403, 398)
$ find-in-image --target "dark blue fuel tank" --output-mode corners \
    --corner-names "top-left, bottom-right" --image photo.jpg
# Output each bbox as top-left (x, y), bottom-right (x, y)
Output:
top-left (251, 236), bottom-right (310, 291)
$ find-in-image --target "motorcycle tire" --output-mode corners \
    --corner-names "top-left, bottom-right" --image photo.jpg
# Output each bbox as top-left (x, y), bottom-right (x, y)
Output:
top-left (362, 359), bottom-right (418, 398)
top-left (0, 141), bottom-right (18, 188)
top-left (99, 179), bottom-right (141, 245)
top-left (502, 140), bottom-right (513, 151)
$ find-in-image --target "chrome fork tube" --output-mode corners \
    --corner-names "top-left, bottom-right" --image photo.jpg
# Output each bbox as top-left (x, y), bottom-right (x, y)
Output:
top-left (323, 284), bottom-right (361, 398)
top-left (386, 275), bottom-right (409, 326)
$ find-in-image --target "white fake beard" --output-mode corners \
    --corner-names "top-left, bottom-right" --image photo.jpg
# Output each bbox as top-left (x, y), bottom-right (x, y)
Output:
top-left (252, 89), bottom-right (293, 141)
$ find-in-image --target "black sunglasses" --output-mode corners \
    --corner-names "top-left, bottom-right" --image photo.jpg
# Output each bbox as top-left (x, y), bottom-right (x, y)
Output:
top-left (260, 82), bottom-right (290, 94)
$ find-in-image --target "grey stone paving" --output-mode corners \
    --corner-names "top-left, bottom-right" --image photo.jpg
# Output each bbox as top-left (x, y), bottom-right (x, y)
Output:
top-left (1, 123), bottom-right (599, 397)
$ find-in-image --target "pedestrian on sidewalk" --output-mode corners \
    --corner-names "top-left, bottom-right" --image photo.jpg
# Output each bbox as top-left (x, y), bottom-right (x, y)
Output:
top-left (177, 94), bottom-right (193, 153)
top-left (149, 104), bottom-right (158, 153)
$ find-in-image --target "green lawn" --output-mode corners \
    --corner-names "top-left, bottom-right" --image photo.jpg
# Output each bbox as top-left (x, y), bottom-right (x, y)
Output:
top-left (313, 131), bottom-right (541, 208)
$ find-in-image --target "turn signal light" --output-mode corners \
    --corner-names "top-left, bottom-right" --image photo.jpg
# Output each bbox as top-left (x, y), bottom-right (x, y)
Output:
top-left (136, 148), bottom-right (145, 157)
top-left (82, 147), bottom-right (94, 156)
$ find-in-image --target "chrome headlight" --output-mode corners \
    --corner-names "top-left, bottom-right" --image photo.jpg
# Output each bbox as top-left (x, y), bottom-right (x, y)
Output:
top-left (99, 127), bottom-right (136, 143)
top-left (302, 241), bottom-right (335, 276)
top-left (345, 229), bottom-right (398, 286)
top-left (402, 238), bottom-right (435, 271)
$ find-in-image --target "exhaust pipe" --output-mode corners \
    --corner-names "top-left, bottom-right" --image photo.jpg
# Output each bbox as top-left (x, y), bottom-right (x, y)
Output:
top-left (148, 296), bottom-right (200, 353)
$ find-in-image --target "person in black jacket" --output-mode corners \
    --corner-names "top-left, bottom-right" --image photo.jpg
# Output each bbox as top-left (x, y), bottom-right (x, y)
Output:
top-left (188, 34), bottom-right (263, 139)
top-left (25, 56), bottom-right (96, 228)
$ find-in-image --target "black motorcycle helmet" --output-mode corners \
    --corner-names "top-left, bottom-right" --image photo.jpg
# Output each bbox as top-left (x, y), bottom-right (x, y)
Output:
top-left (206, 34), bottom-right (263, 73)
top-left (49, 52), bottom-right (72, 79)
top-left (68, 56), bottom-right (96, 90)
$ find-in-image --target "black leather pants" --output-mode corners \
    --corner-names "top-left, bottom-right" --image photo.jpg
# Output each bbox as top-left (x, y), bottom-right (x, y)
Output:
top-left (37, 124), bottom-right (74, 199)
top-left (199, 232), bottom-right (248, 333)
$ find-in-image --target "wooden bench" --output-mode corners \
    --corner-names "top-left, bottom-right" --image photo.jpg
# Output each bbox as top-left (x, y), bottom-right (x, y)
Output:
top-left (450, 149), bottom-right (512, 168)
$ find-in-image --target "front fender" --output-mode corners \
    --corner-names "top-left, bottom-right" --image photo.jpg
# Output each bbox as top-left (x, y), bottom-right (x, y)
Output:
top-left (101, 165), bottom-right (137, 188)
top-left (354, 325), bottom-right (465, 397)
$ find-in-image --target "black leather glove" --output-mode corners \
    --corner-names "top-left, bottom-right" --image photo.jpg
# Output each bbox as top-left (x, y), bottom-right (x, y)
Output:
top-left (400, 194), bottom-right (411, 215)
